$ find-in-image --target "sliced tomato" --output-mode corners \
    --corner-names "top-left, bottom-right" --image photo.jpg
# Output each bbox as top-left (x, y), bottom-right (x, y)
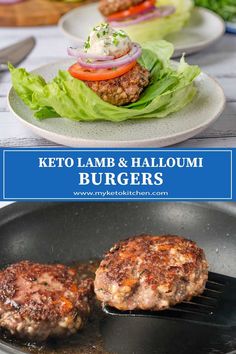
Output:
top-left (107, 0), bottom-right (155, 21)
top-left (68, 61), bottom-right (136, 81)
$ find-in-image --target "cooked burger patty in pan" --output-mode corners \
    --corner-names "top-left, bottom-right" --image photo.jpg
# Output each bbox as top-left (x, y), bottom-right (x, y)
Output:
top-left (99, 0), bottom-right (144, 17)
top-left (0, 261), bottom-right (93, 341)
top-left (94, 235), bottom-right (208, 311)
top-left (85, 63), bottom-right (150, 106)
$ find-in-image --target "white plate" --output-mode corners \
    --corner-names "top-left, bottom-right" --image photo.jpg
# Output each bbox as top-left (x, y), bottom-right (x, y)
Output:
top-left (59, 5), bottom-right (225, 57)
top-left (8, 59), bottom-right (225, 147)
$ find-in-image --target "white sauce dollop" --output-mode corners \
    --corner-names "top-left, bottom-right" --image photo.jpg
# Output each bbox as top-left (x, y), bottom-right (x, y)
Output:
top-left (84, 23), bottom-right (132, 58)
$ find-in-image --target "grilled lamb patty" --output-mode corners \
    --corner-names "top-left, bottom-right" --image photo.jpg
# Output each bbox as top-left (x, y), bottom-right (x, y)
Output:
top-left (99, 0), bottom-right (144, 17)
top-left (94, 235), bottom-right (208, 311)
top-left (0, 261), bottom-right (93, 341)
top-left (85, 63), bottom-right (150, 106)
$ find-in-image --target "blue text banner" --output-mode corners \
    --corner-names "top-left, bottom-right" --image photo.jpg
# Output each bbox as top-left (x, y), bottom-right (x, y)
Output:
top-left (0, 148), bottom-right (234, 201)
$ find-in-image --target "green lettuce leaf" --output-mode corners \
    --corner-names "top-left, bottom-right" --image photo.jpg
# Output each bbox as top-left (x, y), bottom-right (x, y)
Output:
top-left (9, 40), bottom-right (200, 122)
top-left (114, 0), bottom-right (193, 44)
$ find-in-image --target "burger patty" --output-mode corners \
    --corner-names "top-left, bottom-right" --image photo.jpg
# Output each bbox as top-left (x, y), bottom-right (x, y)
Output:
top-left (85, 63), bottom-right (150, 106)
top-left (99, 0), bottom-right (144, 17)
top-left (0, 261), bottom-right (93, 341)
top-left (94, 235), bottom-right (208, 311)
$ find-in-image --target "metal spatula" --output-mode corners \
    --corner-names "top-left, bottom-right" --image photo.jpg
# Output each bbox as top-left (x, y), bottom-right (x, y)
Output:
top-left (103, 272), bottom-right (236, 328)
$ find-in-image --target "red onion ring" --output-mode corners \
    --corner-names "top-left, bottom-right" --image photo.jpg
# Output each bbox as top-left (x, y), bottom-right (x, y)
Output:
top-left (67, 47), bottom-right (115, 61)
top-left (137, 5), bottom-right (156, 15)
top-left (77, 42), bottom-right (141, 69)
top-left (109, 5), bottom-right (176, 27)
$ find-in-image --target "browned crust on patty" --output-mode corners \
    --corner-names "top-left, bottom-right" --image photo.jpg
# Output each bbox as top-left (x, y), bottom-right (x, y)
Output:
top-left (0, 261), bottom-right (93, 340)
top-left (94, 235), bottom-right (209, 311)
top-left (84, 63), bottom-right (150, 106)
top-left (0, 261), bottom-right (92, 322)
top-left (99, 0), bottom-right (144, 17)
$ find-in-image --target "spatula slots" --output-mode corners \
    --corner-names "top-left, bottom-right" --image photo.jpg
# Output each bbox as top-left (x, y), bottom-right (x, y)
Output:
top-left (103, 272), bottom-right (236, 327)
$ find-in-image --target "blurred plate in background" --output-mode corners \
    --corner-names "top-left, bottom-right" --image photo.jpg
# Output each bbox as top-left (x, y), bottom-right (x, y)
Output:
top-left (59, 5), bottom-right (225, 57)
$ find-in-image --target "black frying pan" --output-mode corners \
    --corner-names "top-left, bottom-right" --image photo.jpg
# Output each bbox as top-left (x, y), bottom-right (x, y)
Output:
top-left (0, 202), bottom-right (236, 354)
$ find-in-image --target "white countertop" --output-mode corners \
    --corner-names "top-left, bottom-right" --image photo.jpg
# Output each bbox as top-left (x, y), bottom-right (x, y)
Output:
top-left (0, 26), bottom-right (236, 147)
